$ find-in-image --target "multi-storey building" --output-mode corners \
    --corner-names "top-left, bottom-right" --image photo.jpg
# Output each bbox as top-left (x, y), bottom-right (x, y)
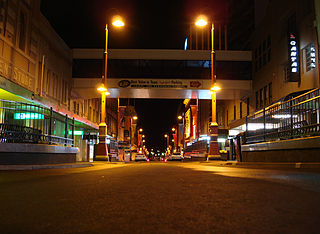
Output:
top-left (0, 0), bottom-right (113, 161)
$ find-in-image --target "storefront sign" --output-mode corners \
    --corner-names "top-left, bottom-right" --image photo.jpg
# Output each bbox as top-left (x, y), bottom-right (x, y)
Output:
top-left (289, 33), bottom-right (299, 73)
top-left (115, 79), bottom-right (205, 89)
top-left (306, 44), bottom-right (316, 71)
top-left (185, 109), bottom-right (191, 138)
top-left (14, 112), bottom-right (44, 120)
top-left (0, 58), bottom-right (34, 90)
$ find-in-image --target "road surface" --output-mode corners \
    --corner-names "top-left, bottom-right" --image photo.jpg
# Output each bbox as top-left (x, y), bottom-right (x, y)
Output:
top-left (1, 161), bottom-right (320, 233)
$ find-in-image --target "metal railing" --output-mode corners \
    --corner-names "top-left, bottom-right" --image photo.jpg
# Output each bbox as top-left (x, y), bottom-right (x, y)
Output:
top-left (0, 99), bottom-right (74, 146)
top-left (244, 89), bottom-right (320, 144)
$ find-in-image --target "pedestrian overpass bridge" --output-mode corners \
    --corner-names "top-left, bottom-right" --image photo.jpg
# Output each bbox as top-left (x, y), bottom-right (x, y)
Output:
top-left (72, 49), bottom-right (252, 100)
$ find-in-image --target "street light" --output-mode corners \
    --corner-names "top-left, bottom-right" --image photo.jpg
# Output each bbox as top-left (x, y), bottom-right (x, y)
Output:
top-left (96, 15), bottom-right (125, 162)
top-left (164, 134), bottom-right (169, 152)
top-left (172, 127), bottom-right (177, 151)
top-left (177, 115), bottom-right (184, 152)
top-left (195, 15), bottom-right (220, 160)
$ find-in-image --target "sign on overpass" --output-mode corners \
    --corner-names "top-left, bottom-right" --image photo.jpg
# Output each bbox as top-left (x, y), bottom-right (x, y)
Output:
top-left (73, 78), bottom-right (251, 100)
top-left (117, 79), bottom-right (203, 89)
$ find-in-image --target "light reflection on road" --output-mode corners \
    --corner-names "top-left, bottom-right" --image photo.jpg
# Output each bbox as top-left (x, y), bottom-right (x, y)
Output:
top-left (178, 163), bottom-right (320, 192)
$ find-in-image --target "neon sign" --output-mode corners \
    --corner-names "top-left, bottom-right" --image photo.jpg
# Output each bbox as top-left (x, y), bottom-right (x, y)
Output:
top-left (306, 44), bottom-right (316, 71)
top-left (68, 130), bottom-right (83, 136)
top-left (14, 113), bottom-right (44, 120)
top-left (289, 33), bottom-right (299, 73)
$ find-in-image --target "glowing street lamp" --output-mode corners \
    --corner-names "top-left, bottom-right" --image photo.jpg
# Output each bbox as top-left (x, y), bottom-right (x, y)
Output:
top-left (164, 134), bottom-right (169, 151)
top-left (133, 116), bottom-right (138, 120)
top-left (96, 15), bottom-right (125, 162)
top-left (195, 15), bottom-right (208, 27)
top-left (195, 14), bottom-right (220, 160)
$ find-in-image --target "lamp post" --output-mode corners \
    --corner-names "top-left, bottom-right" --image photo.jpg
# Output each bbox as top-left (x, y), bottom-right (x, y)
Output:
top-left (178, 115), bottom-right (183, 152)
top-left (96, 16), bottom-right (124, 162)
top-left (164, 134), bottom-right (169, 153)
top-left (172, 127), bottom-right (177, 152)
top-left (195, 15), bottom-right (221, 160)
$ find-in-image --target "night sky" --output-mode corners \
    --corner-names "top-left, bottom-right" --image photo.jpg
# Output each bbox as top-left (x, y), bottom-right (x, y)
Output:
top-left (40, 0), bottom-right (228, 151)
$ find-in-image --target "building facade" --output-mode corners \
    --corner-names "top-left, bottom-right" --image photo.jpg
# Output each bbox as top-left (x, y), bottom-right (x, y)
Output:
top-left (0, 0), bottom-right (117, 162)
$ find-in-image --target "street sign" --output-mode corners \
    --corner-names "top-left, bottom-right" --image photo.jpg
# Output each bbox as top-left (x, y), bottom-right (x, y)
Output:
top-left (109, 79), bottom-right (206, 89)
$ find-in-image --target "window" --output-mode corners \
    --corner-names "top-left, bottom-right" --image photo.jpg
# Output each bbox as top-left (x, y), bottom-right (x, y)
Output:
top-left (247, 98), bottom-right (250, 116)
top-left (234, 105), bottom-right (236, 120)
top-left (254, 49), bottom-right (258, 72)
top-left (258, 45), bottom-right (262, 69)
top-left (256, 91), bottom-right (258, 109)
top-left (226, 110), bottom-right (228, 125)
top-left (268, 83), bottom-right (272, 104)
top-left (267, 35), bottom-right (271, 62)
top-left (240, 102), bottom-right (242, 119)
top-left (264, 86), bottom-right (267, 106)
top-left (259, 89), bottom-right (263, 108)
top-left (262, 40), bottom-right (266, 65)
top-left (19, 11), bottom-right (26, 51)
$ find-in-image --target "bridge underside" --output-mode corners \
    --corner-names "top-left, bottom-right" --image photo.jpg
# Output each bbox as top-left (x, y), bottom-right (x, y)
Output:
top-left (73, 78), bottom-right (251, 100)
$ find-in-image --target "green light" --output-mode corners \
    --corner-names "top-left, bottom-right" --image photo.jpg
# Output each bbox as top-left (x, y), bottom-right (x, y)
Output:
top-left (14, 113), bottom-right (44, 120)
top-left (68, 130), bottom-right (83, 136)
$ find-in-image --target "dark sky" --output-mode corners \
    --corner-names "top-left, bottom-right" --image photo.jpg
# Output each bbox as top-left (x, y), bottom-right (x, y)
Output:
top-left (40, 0), bottom-right (228, 151)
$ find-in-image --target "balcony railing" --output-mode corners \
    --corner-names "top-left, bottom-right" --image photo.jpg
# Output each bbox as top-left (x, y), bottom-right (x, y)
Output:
top-left (244, 89), bottom-right (320, 144)
top-left (0, 100), bottom-right (74, 146)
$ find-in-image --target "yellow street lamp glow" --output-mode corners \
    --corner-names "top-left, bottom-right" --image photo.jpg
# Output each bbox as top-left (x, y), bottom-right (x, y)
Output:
top-left (195, 15), bottom-right (208, 27)
top-left (171, 139), bottom-right (175, 142)
top-left (142, 135), bottom-right (145, 138)
top-left (172, 128), bottom-right (176, 132)
top-left (178, 115), bottom-right (183, 120)
top-left (133, 116), bottom-right (138, 120)
top-left (142, 140), bottom-right (145, 143)
top-left (104, 90), bottom-right (111, 96)
top-left (97, 86), bottom-right (107, 92)
top-left (139, 128), bottom-right (143, 132)
top-left (164, 134), bottom-right (168, 138)
top-left (210, 85), bottom-right (221, 94)
top-left (112, 15), bottom-right (125, 27)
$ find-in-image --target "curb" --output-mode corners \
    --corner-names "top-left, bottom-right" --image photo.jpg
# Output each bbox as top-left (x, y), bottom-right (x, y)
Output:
top-left (200, 161), bottom-right (320, 169)
top-left (0, 163), bottom-right (93, 171)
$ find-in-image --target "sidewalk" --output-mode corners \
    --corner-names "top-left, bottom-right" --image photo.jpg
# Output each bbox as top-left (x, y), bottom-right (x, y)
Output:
top-left (0, 162), bottom-right (94, 171)
top-left (0, 161), bottom-right (129, 171)
top-left (200, 160), bottom-right (320, 169)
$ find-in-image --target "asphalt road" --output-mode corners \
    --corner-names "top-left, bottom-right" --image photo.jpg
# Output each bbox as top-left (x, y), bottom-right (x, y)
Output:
top-left (1, 161), bottom-right (320, 233)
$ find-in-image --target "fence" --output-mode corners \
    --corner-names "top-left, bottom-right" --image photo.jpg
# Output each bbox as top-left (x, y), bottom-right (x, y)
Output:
top-left (244, 89), bottom-right (320, 144)
top-left (0, 99), bottom-right (74, 146)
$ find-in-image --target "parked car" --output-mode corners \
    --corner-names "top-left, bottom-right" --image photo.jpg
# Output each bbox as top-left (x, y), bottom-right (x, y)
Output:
top-left (168, 152), bottom-right (184, 161)
top-left (135, 153), bottom-right (148, 161)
